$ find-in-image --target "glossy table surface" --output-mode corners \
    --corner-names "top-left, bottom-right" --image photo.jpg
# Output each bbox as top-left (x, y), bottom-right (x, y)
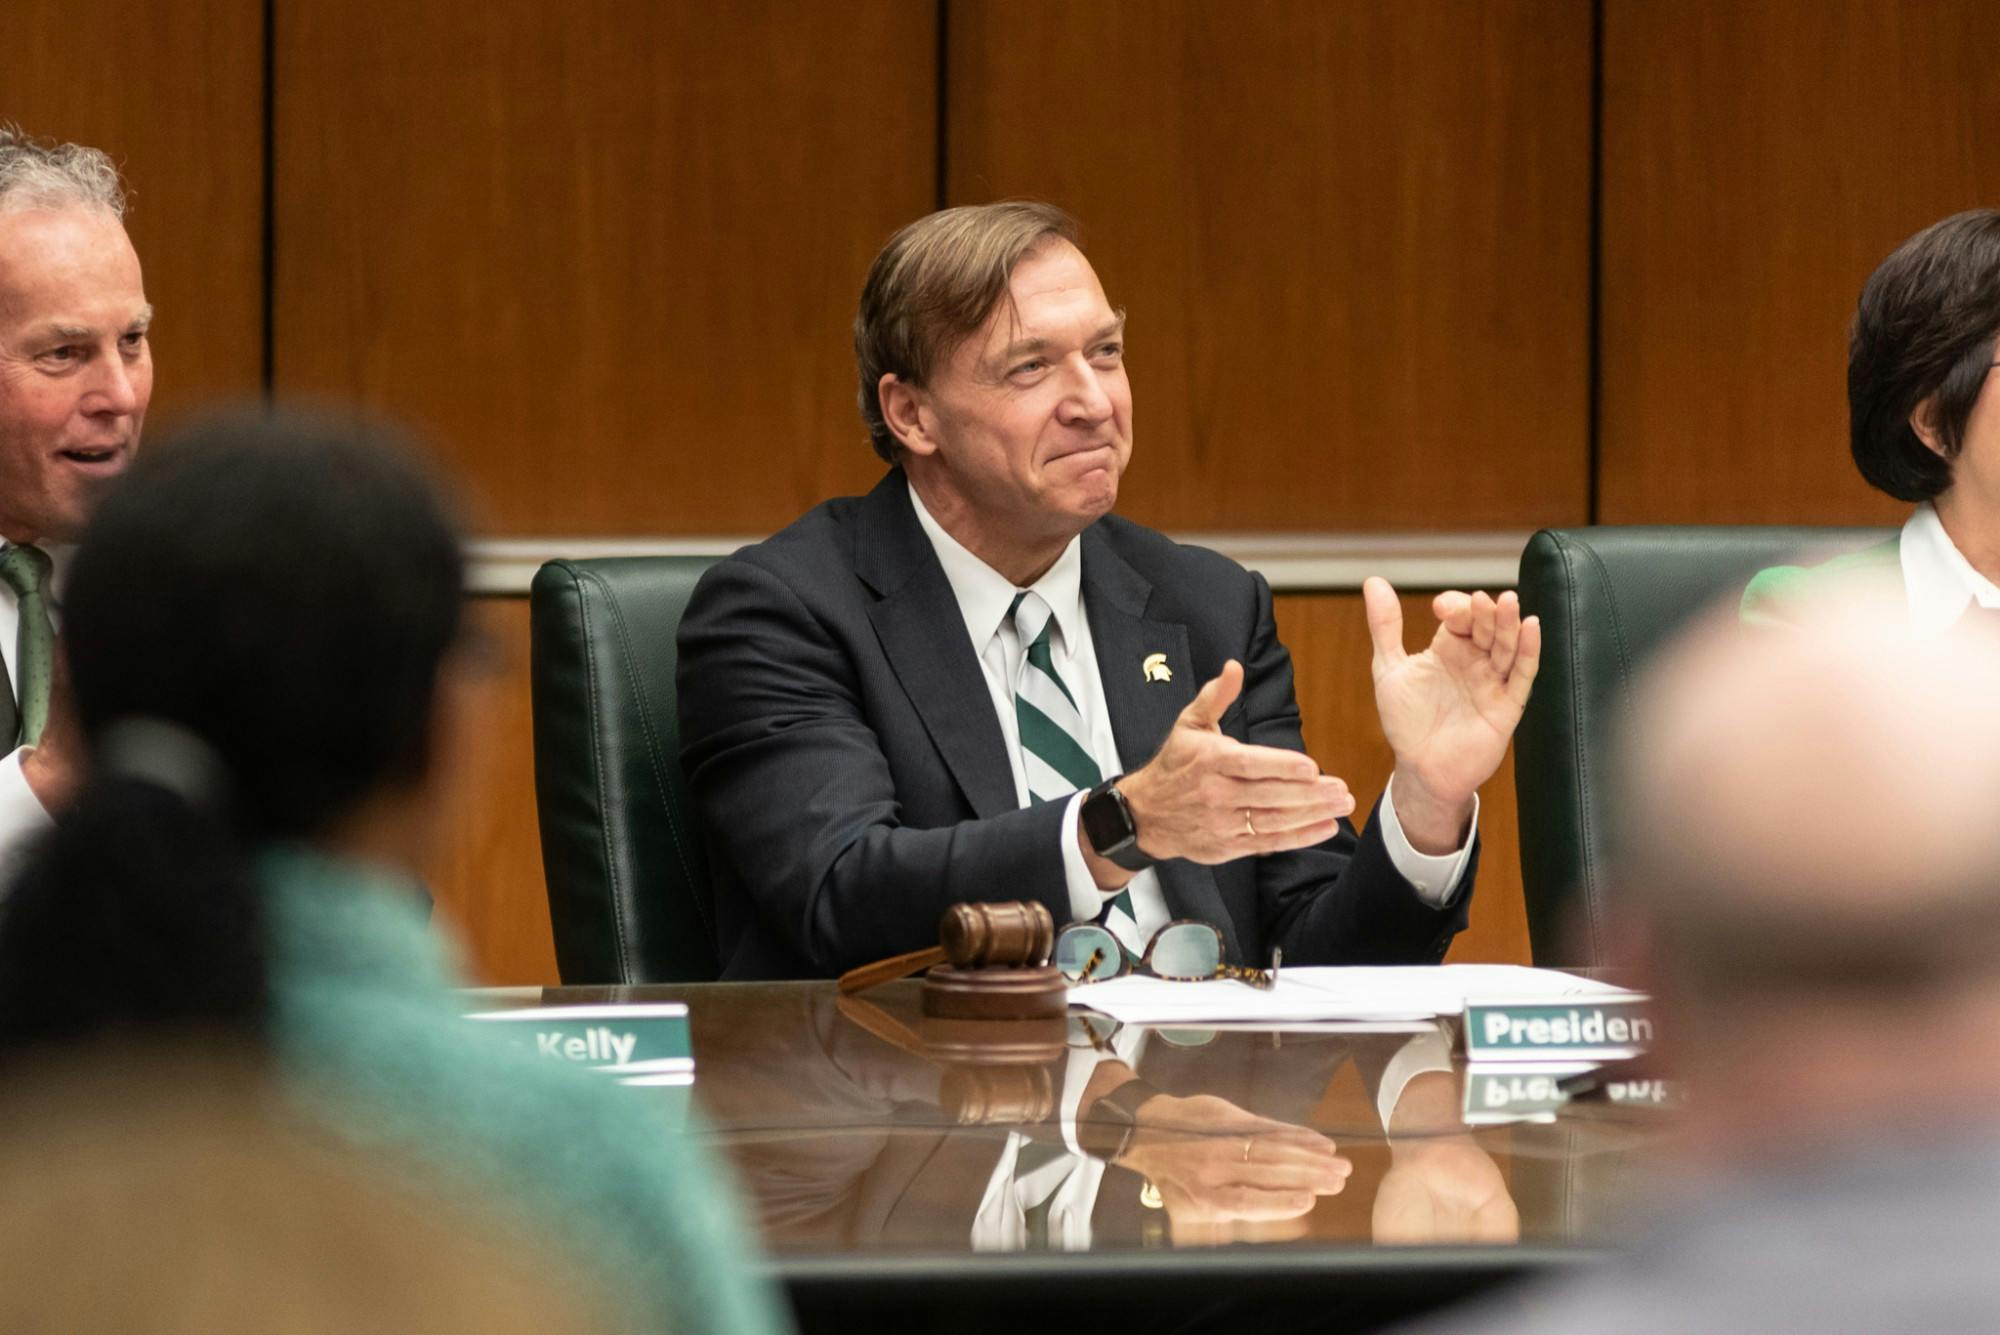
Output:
top-left (477, 978), bottom-right (1678, 1330)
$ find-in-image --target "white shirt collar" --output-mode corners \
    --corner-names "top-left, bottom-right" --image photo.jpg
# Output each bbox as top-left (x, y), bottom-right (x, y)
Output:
top-left (1899, 502), bottom-right (2000, 636)
top-left (907, 480), bottom-right (1084, 651)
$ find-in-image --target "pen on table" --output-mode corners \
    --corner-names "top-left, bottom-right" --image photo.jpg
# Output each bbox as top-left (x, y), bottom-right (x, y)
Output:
top-left (1556, 1055), bottom-right (1662, 1100)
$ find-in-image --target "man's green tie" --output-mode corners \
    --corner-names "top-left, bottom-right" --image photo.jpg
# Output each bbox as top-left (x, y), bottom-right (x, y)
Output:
top-left (1010, 590), bottom-right (1139, 948)
top-left (0, 544), bottom-right (56, 748)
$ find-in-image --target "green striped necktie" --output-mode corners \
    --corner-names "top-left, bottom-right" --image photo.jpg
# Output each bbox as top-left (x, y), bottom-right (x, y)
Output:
top-left (1010, 590), bottom-right (1139, 948)
top-left (0, 544), bottom-right (54, 749)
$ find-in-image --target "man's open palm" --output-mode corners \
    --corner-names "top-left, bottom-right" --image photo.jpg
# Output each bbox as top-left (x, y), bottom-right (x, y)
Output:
top-left (1363, 577), bottom-right (1540, 808)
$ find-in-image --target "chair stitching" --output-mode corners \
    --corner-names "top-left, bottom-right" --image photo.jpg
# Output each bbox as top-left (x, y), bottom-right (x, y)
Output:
top-left (1549, 534), bottom-right (1594, 961)
top-left (569, 568), bottom-right (633, 973)
top-left (1569, 540), bottom-right (1637, 965)
top-left (590, 568), bottom-right (717, 954)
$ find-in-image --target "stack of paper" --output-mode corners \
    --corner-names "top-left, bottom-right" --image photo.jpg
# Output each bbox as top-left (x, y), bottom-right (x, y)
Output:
top-left (1069, 964), bottom-right (1638, 1026)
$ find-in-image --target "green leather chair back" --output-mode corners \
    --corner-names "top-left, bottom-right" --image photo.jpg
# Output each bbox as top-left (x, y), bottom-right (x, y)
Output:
top-left (1514, 525), bottom-right (1893, 966)
top-left (530, 556), bottom-right (720, 983)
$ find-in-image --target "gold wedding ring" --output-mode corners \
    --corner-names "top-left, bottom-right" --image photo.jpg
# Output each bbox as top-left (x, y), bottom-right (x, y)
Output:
top-left (1242, 810), bottom-right (1258, 838)
top-left (1242, 1138), bottom-right (1253, 1163)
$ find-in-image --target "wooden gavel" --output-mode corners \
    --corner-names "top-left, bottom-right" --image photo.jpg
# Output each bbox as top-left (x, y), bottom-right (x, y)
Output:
top-left (837, 901), bottom-right (1055, 993)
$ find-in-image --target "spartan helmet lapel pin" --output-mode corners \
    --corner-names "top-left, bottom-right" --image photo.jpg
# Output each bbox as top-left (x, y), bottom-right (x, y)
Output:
top-left (1142, 653), bottom-right (1173, 683)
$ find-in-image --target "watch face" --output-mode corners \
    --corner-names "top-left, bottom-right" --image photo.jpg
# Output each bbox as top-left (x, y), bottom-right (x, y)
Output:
top-left (1082, 787), bottom-right (1136, 854)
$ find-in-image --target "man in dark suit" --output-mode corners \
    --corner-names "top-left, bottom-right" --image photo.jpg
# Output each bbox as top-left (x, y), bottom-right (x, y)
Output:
top-left (679, 203), bottom-right (1539, 980)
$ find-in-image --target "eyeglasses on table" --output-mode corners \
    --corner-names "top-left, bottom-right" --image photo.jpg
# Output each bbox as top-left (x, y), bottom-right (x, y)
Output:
top-left (1054, 920), bottom-right (1281, 990)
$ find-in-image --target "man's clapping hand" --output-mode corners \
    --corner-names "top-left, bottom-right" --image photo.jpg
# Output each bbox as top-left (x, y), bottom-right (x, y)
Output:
top-left (1085, 660), bottom-right (1355, 887)
top-left (1364, 578), bottom-right (1541, 854)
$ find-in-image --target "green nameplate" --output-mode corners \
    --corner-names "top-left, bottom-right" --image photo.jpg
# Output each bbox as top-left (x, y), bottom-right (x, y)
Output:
top-left (1461, 1062), bottom-right (1684, 1124)
top-left (1462, 997), bottom-right (1656, 1061)
top-left (464, 1003), bottom-right (693, 1086)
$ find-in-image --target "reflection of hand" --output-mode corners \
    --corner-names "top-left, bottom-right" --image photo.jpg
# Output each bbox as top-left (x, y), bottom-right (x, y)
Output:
top-left (1116, 1093), bottom-right (1350, 1243)
top-left (19, 640), bottom-right (81, 814)
top-left (1364, 578), bottom-right (1540, 853)
top-left (1373, 1137), bottom-right (1520, 1245)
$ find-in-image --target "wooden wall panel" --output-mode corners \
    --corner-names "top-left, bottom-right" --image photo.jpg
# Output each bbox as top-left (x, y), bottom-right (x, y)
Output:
top-left (945, 0), bottom-right (1593, 534)
top-left (4, 0), bottom-right (265, 426)
top-left (1273, 593), bottom-right (1530, 968)
top-left (271, 0), bottom-right (934, 536)
top-left (437, 592), bottom-right (1530, 987)
top-left (1599, 0), bottom-right (2000, 524)
top-left (424, 598), bottom-right (556, 986)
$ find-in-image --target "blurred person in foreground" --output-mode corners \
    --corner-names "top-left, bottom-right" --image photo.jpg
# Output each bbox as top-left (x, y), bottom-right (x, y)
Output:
top-left (1410, 588), bottom-right (2000, 1333)
top-left (1744, 209), bottom-right (2000, 629)
top-left (0, 411), bottom-right (789, 1335)
top-left (0, 126), bottom-right (153, 858)
top-left (0, 1050), bottom-right (617, 1334)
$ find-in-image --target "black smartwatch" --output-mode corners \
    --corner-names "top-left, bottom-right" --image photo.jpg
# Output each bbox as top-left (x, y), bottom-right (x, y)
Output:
top-left (1081, 775), bottom-right (1154, 872)
top-left (1077, 1076), bottom-right (1164, 1161)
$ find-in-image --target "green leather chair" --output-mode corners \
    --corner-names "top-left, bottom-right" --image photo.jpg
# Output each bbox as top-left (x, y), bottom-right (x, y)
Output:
top-left (530, 556), bottom-right (721, 983)
top-left (1513, 525), bottom-right (1892, 967)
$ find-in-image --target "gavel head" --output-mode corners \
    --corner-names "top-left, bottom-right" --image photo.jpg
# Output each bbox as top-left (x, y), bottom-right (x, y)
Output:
top-left (939, 901), bottom-right (1055, 968)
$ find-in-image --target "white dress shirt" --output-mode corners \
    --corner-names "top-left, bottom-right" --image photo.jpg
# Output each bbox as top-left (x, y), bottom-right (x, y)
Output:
top-left (1899, 503), bottom-right (2000, 635)
top-left (0, 541), bottom-right (69, 874)
top-left (907, 483), bottom-right (1472, 949)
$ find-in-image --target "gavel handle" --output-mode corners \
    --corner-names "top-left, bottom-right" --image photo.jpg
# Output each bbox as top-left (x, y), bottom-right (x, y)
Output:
top-left (837, 945), bottom-right (948, 994)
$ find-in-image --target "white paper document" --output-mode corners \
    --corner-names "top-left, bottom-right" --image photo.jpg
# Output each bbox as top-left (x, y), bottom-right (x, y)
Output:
top-left (1069, 964), bottom-right (1637, 1026)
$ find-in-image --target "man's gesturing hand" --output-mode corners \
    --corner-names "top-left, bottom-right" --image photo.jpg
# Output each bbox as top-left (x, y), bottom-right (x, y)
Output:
top-left (1363, 577), bottom-right (1540, 853)
top-left (1116, 659), bottom-right (1355, 865)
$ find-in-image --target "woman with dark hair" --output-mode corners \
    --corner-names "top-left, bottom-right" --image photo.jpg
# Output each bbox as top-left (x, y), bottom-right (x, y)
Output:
top-left (1744, 209), bottom-right (2000, 628)
top-left (0, 411), bottom-right (787, 1335)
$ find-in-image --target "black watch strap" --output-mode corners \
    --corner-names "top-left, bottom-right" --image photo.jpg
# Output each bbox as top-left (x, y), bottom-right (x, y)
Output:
top-left (1077, 1076), bottom-right (1163, 1161)
top-left (1082, 776), bottom-right (1155, 871)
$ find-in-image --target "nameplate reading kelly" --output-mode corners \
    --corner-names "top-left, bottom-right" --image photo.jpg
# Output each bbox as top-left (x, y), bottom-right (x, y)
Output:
top-left (463, 1003), bottom-right (694, 1083)
top-left (1462, 998), bottom-right (1657, 1061)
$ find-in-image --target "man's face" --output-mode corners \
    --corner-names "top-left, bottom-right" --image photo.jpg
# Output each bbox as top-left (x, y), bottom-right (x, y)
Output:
top-left (0, 206), bottom-right (152, 545)
top-left (912, 239), bottom-right (1132, 548)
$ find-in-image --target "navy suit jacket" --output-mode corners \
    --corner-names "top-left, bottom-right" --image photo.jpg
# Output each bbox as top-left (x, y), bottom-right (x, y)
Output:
top-left (677, 469), bottom-right (1475, 979)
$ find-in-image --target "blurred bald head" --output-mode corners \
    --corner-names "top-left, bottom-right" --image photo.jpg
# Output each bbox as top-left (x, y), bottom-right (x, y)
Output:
top-left (1619, 590), bottom-right (2000, 1003)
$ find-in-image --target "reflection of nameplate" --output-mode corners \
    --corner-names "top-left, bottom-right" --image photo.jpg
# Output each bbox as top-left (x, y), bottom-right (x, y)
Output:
top-left (1462, 1063), bottom-right (1583, 1123)
top-left (1462, 997), bottom-right (1656, 1061)
top-left (464, 1003), bottom-right (693, 1086)
top-left (1461, 1062), bottom-right (1686, 1125)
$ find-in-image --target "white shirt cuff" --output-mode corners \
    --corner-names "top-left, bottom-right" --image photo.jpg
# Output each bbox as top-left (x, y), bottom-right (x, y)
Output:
top-left (0, 747), bottom-right (54, 888)
top-left (1374, 1027), bottom-right (1456, 1131)
top-left (1058, 790), bottom-right (1122, 924)
top-left (1378, 774), bottom-right (1477, 908)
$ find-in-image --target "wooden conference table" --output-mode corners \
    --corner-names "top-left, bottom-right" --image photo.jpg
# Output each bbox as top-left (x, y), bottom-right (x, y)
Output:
top-left (484, 978), bottom-right (1677, 1334)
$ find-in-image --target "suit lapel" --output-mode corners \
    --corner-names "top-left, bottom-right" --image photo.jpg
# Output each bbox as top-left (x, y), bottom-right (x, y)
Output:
top-left (857, 473), bottom-right (1019, 820)
top-left (1081, 530), bottom-right (1245, 965)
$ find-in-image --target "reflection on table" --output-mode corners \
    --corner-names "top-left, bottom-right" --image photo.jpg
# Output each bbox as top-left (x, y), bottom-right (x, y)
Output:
top-left (521, 980), bottom-right (1674, 1264)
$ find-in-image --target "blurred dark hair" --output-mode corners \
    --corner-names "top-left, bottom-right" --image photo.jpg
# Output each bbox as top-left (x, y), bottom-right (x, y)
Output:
top-left (0, 409), bottom-right (464, 1050)
top-left (1849, 209), bottom-right (2000, 502)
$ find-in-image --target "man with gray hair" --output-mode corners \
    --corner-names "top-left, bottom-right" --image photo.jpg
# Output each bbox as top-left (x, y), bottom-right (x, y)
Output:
top-left (1412, 591), bottom-right (2000, 1332)
top-left (0, 127), bottom-right (153, 860)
